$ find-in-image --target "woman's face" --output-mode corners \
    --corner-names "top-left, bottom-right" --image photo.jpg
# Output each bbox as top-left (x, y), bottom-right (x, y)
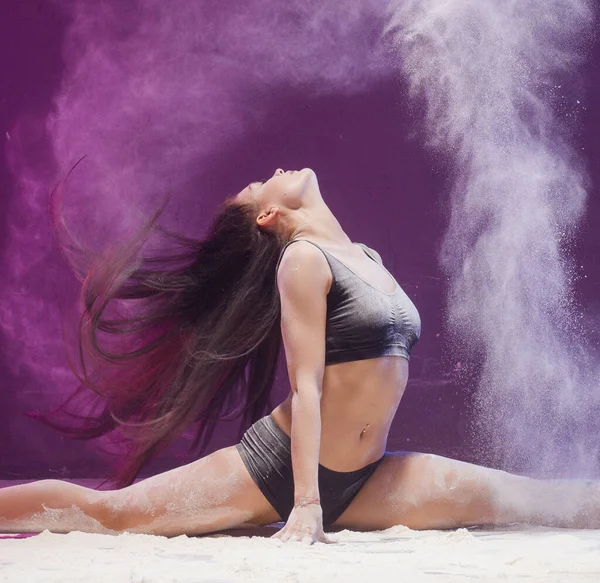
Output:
top-left (236, 167), bottom-right (317, 230)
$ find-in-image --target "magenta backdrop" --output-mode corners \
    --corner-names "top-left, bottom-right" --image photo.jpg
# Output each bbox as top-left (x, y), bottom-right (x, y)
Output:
top-left (0, 2), bottom-right (598, 480)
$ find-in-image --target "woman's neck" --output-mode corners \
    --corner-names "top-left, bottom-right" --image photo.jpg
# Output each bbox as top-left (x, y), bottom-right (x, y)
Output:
top-left (287, 204), bottom-right (352, 247)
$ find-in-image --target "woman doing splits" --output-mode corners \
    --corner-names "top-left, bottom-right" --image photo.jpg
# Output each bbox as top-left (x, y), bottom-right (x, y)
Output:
top-left (1, 167), bottom-right (599, 544)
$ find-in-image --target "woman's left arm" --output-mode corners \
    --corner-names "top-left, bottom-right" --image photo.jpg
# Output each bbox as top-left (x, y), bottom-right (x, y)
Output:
top-left (271, 241), bottom-right (333, 544)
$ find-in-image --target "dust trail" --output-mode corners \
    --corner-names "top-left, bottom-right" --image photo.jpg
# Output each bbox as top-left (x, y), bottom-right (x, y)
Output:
top-left (1, 0), bottom-right (390, 444)
top-left (385, 0), bottom-right (598, 476)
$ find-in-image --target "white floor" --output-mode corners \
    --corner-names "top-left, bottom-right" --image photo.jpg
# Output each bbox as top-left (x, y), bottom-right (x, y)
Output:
top-left (1, 479), bottom-right (600, 582)
top-left (2, 524), bottom-right (600, 582)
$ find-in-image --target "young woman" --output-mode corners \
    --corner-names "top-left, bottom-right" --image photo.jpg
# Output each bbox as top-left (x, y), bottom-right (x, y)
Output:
top-left (1, 167), bottom-right (599, 544)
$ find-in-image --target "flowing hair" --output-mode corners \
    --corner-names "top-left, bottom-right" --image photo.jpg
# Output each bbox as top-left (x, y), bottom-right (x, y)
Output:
top-left (27, 158), bottom-right (287, 489)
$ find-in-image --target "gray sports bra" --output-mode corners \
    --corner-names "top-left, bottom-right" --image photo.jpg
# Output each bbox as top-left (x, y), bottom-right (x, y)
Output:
top-left (276, 239), bottom-right (421, 365)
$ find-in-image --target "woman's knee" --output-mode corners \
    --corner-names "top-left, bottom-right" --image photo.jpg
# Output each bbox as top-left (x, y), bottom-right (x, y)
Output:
top-left (94, 486), bottom-right (156, 533)
top-left (390, 454), bottom-right (523, 528)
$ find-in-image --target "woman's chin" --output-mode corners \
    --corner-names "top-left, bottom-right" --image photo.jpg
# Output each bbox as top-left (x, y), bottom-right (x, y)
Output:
top-left (298, 167), bottom-right (315, 179)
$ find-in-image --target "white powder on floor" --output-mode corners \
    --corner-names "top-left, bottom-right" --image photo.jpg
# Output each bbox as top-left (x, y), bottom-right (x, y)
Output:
top-left (1, 524), bottom-right (600, 582)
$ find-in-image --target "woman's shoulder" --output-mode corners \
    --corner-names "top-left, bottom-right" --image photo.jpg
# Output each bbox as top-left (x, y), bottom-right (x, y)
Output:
top-left (277, 238), bottom-right (329, 269)
top-left (277, 239), bottom-right (330, 272)
top-left (276, 240), bottom-right (332, 294)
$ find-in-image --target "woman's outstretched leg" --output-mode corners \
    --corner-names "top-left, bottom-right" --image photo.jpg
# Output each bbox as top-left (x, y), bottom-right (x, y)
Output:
top-left (0, 478), bottom-right (110, 534)
top-left (0, 445), bottom-right (280, 536)
top-left (332, 451), bottom-right (600, 531)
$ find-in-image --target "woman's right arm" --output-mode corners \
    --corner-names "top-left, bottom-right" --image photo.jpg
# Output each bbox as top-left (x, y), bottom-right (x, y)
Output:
top-left (271, 241), bottom-right (332, 544)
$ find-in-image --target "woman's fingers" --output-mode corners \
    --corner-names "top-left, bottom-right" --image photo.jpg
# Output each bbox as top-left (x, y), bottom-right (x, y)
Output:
top-left (270, 522), bottom-right (334, 545)
top-left (273, 531), bottom-right (333, 545)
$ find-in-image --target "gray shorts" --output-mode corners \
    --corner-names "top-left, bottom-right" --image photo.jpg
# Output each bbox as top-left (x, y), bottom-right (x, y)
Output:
top-left (236, 414), bottom-right (384, 527)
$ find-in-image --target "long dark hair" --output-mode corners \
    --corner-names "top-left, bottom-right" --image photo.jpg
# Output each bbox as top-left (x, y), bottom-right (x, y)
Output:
top-left (27, 159), bottom-right (287, 488)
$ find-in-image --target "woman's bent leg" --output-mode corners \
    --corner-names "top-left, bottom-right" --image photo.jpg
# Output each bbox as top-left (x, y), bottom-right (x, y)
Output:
top-left (333, 451), bottom-right (600, 531)
top-left (0, 445), bottom-right (280, 537)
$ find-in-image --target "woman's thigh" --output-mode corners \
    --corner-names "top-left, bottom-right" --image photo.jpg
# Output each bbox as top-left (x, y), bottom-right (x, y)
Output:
top-left (332, 451), bottom-right (535, 531)
top-left (100, 445), bottom-right (280, 536)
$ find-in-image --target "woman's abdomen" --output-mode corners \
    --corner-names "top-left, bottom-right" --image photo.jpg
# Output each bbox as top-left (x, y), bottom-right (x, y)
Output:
top-left (270, 355), bottom-right (409, 472)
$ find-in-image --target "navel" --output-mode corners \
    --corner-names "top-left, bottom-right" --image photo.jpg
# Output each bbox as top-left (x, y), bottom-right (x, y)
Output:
top-left (359, 423), bottom-right (370, 439)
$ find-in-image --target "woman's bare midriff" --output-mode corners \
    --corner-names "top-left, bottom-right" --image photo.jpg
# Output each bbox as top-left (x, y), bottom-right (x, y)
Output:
top-left (270, 354), bottom-right (409, 472)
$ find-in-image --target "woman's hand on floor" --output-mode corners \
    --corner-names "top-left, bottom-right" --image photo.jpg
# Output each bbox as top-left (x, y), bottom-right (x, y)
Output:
top-left (271, 503), bottom-right (334, 544)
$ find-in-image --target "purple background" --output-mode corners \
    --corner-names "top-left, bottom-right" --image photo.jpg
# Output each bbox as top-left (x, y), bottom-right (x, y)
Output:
top-left (0, 2), bottom-right (598, 481)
